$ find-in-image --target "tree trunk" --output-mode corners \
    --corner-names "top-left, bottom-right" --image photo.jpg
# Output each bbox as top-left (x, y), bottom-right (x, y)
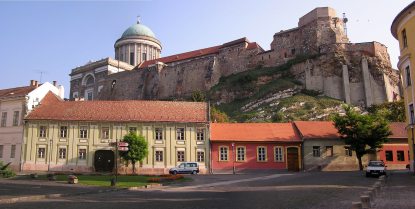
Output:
top-left (357, 155), bottom-right (363, 171)
top-left (132, 161), bottom-right (136, 174)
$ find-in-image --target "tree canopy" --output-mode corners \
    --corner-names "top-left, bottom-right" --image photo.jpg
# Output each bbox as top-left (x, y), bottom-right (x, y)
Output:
top-left (333, 105), bottom-right (392, 170)
top-left (119, 133), bottom-right (148, 173)
top-left (367, 100), bottom-right (405, 122)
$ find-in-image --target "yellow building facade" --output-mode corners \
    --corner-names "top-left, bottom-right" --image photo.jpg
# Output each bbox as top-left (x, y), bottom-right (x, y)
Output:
top-left (22, 92), bottom-right (210, 174)
top-left (391, 1), bottom-right (415, 172)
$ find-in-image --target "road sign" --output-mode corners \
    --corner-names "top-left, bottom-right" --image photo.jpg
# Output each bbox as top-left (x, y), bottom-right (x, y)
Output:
top-left (118, 147), bottom-right (129, 151)
top-left (118, 142), bottom-right (129, 147)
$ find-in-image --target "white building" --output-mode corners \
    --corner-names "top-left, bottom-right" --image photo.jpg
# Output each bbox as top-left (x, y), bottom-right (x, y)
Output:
top-left (0, 80), bottom-right (64, 171)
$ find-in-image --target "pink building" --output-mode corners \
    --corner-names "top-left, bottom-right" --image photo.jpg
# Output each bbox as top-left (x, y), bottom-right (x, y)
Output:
top-left (378, 122), bottom-right (409, 170)
top-left (210, 123), bottom-right (302, 173)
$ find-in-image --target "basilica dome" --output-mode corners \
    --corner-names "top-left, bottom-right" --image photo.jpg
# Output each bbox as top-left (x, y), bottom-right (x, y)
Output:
top-left (121, 23), bottom-right (156, 39)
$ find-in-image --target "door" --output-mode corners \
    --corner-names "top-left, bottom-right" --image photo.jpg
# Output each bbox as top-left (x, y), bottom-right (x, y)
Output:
top-left (287, 147), bottom-right (300, 172)
top-left (94, 150), bottom-right (115, 172)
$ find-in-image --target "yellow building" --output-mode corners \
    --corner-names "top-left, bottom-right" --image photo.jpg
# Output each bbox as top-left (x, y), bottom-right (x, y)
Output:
top-left (22, 92), bottom-right (210, 174)
top-left (391, 1), bottom-right (415, 172)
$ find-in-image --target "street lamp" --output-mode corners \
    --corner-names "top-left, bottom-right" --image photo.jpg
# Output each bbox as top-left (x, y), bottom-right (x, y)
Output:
top-left (232, 142), bottom-right (235, 175)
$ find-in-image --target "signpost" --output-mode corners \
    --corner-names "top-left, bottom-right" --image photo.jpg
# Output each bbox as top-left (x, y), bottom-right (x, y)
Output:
top-left (111, 140), bottom-right (129, 186)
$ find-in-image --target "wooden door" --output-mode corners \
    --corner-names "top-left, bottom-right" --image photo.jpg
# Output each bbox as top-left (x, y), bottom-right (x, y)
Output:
top-left (287, 147), bottom-right (299, 172)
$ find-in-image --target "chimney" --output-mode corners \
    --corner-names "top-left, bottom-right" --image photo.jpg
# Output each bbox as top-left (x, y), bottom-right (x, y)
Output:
top-left (53, 81), bottom-right (57, 86)
top-left (30, 80), bottom-right (36, 86)
top-left (34, 80), bottom-right (39, 87)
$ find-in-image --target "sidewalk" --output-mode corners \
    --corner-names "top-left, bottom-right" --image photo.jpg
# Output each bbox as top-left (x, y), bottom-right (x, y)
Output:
top-left (373, 171), bottom-right (415, 209)
top-left (0, 178), bottom-right (121, 204)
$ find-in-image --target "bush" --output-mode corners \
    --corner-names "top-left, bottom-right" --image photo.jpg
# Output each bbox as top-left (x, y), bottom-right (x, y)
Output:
top-left (0, 161), bottom-right (15, 178)
top-left (147, 174), bottom-right (184, 183)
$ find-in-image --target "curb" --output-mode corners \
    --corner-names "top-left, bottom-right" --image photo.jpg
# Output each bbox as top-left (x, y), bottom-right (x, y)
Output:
top-left (0, 183), bottom-right (163, 204)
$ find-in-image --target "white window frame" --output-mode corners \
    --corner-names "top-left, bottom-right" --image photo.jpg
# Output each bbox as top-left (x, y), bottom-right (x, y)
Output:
top-left (60, 126), bottom-right (68, 138)
top-left (37, 147), bottom-right (46, 159)
top-left (196, 128), bottom-right (205, 141)
top-left (12, 111), bottom-right (19, 126)
top-left (177, 150), bottom-right (185, 162)
top-left (274, 146), bottom-right (284, 162)
top-left (219, 146), bottom-right (229, 161)
top-left (236, 146), bottom-right (246, 162)
top-left (313, 146), bottom-right (321, 157)
top-left (79, 126), bottom-right (88, 139)
top-left (155, 150), bottom-right (163, 162)
top-left (58, 147), bottom-right (67, 159)
top-left (39, 126), bottom-right (47, 138)
top-left (176, 128), bottom-right (185, 141)
top-left (78, 148), bottom-right (87, 160)
top-left (155, 127), bottom-right (163, 140)
top-left (196, 150), bottom-right (205, 163)
top-left (10, 145), bottom-right (16, 159)
top-left (101, 127), bottom-right (110, 139)
top-left (257, 146), bottom-right (267, 162)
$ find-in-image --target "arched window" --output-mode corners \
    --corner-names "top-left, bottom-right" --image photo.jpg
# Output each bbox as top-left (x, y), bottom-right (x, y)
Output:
top-left (82, 74), bottom-right (95, 86)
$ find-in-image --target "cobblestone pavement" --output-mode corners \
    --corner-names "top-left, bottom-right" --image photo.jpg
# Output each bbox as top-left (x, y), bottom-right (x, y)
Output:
top-left (373, 171), bottom-right (415, 209)
top-left (1, 171), bottom-right (381, 209)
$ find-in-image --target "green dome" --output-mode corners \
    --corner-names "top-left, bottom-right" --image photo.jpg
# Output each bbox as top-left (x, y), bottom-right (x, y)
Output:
top-left (121, 23), bottom-right (156, 39)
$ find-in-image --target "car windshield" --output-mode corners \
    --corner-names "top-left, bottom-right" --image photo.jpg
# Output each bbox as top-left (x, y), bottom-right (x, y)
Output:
top-left (368, 161), bottom-right (384, 167)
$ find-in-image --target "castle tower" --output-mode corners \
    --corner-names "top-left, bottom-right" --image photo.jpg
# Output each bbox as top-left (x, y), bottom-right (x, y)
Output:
top-left (114, 18), bottom-right (162, 66)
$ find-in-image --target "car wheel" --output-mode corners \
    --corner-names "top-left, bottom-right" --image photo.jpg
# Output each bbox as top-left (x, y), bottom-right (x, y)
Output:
top-left (365, 173), bottom-right (370, 177)
top-left (192, 170), bottom-right (197, 175)
top-left (172, 170), bottom-right (177, 175)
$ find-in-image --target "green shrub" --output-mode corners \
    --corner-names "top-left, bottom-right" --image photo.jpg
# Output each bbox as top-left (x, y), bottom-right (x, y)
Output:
top-left (0, 161), bottom-right (16, 178)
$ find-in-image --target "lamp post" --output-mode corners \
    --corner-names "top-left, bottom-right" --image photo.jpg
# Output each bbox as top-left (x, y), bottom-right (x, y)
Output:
top-left (232, 142), bottom-right (235, 175)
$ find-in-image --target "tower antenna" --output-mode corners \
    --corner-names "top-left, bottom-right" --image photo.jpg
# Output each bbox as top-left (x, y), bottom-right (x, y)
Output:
top-left (343, 13), bottom-right (348, 38)
top-left (137, 15), bottom-right (141, 24)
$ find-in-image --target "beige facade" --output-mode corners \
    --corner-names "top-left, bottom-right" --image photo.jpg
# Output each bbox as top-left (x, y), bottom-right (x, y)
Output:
top-left (303, 139), bottom-right (371, 171)
top-left (22, 121), bottom-right (210, 174)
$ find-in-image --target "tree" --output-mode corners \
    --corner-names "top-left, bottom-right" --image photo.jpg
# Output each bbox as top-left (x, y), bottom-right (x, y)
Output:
top-left (211, 106), bottom-right (230, 122)
top-left (367, 100), bottom-right (405, 122)
top-left (333, 105), bottom-right (392, 170)
top-left (119, 133), bottom-right (148, 174)
top-left (191, 90), bottom-right (205, 102)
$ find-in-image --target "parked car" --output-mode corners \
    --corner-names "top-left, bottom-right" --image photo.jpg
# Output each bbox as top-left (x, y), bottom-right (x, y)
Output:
top-left (169, 162), bottom-right (199, 175)
top-left (366, 160), bottom-right (386, 177)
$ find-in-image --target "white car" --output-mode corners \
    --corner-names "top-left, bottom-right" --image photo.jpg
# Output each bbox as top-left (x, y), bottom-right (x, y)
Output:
top-left (366, 160), bottom-right (386, 177)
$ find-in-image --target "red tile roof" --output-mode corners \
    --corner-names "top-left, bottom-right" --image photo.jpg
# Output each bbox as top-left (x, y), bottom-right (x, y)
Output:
top-left (26, 92), bottom-right (208, 123)
top-left (138, 37), bottom-right (261, 68)
top-left (294, 121), bottom-right (340, 139)
top-left (0, 86), bottom-right (36, 99)
top-left (210, 123), bottom-right (301, 142)
top-left (294, 121), bottom-right (407, 140)
top-left (389, 122), bottom-right (406, 139)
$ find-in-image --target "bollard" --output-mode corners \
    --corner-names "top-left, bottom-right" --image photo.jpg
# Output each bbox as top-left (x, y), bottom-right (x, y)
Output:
top-left (351, 201), bottom-right (362, 209)
top-left (368, 187), bottom-right (377, 198)
top-left (362, 191), bottom-right (372, 201)
top-left (361, 195), bottom-right (371, 209)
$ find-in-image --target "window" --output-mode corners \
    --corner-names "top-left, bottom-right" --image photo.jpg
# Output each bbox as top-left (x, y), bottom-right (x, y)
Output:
top-left (397, 150), bottom-right (405, 161)
top-left (130, 52), bottom-right (135, 65)
top-left (326, 146), bottom-right (333, 157)
top-left (196, 128), bottom-right (205, 141)
top-left (155, 150), bottom-right (163, 162)
top-left (385, 150), bottom-right (393, 161)
top-left (155, 128), bottom-right (163, 140)
top-left (79, 149), bottom-right (86, 160)
top-left (177, 151), bottom-right (185, 162)
top-left (142, 53), bottom-right (147, 61)
top-left (0, 145), bottom-right (3, 158)
top-left (129, 127), bottom-right (137, 134)
top-left (79, 126), bottom-right (88, 138)
top-left (60, 126), bottom-right (68, 138)
top-left (10, 145), bottom-right (16, 158)
top-left (219, 146), bottom-right (228, 161)
top-left (101, 127), bottom-right (110, 139)
top-left (274, 147), bottom-right (284, 162)
top-left (257, 147), bottom-right (267, 162)
top-left (176, 128), bottom-right (185, 140)
top-left (12, 111), bottom-right (19, 126)
top-left (236, 146), bottom-right (246, 161)
top-left (410, 104), bottom-right (414, 124)
top-left (85, 89), bottom-right (93, 101)
top-left (58, 148), bottom-right (66, 159)
top-left (1, 112), bottom-right (7, 127)
top-left (313, 146), bottom-right (321, 157)
top-left (406, 66), bottom-right (412, 86)
top-left (345, 147), bottom-right (353, 156)
top-left (197, 151), bottom-right (205, 162)
top-left (39, 126), bottom-right (47, 138)
top-left (402, 29), bottom-right (408, 48)
top-left (38, 147), bottom-right (45, 158)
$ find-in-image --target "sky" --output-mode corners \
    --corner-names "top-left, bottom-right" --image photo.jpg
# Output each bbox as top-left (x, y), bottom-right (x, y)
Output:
top-left (0, 0), bottom-right (412, 98)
